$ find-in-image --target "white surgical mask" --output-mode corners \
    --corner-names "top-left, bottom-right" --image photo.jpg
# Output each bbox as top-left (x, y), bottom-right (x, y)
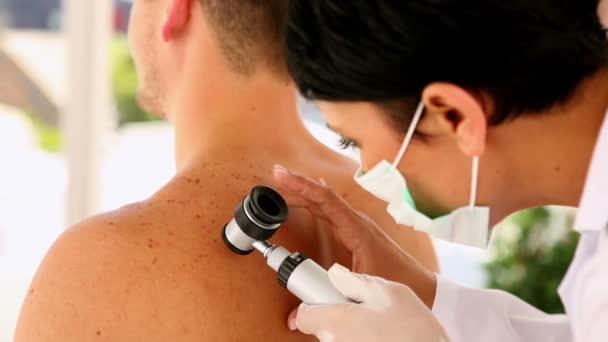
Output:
top-left (354, 102), bottom-right (490, 248)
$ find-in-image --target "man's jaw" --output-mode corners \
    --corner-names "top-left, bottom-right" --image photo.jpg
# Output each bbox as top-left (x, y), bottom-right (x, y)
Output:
top-left (136, 89), bottom-right (168, 120)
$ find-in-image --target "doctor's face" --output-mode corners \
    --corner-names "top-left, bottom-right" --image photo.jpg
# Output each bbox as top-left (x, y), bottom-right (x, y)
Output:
top-left (319, 101), bottom-right (494, 220)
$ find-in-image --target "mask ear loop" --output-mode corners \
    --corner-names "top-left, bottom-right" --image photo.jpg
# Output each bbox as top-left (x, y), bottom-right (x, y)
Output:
top-left (469, 156), bottom-right (480, 208)
top-left (392, 102), bottom-right (425, 168)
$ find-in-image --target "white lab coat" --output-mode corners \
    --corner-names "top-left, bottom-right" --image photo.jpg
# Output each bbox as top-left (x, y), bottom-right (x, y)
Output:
top-left (432, 112), bottom-right (608, 342)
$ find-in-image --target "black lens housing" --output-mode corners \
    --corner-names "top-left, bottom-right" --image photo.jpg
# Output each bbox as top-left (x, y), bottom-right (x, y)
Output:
top-left (222, 186), bottom-right (289, 255)
top-left (248, 186), bottom-right (289, 225)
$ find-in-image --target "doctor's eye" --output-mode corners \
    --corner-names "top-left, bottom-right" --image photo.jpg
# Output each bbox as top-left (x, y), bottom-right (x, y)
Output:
top-left (337, 137), bottom-right (358, 150)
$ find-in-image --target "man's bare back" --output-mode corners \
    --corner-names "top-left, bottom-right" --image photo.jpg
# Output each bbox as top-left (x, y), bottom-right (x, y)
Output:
top-left (14, 1), bottom-right (436, 340)
top-left (15, 146), bottom-right (435, 341)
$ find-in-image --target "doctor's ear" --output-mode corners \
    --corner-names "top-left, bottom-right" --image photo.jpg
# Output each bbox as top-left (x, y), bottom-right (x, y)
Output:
top-left (420, 83), bottom-right (488, 157)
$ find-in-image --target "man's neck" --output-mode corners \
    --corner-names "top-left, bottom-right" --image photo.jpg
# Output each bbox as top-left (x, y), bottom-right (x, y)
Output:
top-left (169, 71), bottom-right (313, 171)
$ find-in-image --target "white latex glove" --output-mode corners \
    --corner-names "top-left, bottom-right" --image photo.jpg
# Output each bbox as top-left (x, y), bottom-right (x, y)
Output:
top-left (290, 263), bottom-right (450, 342)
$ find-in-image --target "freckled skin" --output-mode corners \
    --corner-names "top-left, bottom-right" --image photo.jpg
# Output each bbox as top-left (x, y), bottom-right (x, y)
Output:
top-left (14, 144), bottom-right (437, 341)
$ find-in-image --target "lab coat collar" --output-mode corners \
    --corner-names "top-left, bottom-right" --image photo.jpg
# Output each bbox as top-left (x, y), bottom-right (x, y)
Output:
top-left (575, 112), bottom-right (608, 232)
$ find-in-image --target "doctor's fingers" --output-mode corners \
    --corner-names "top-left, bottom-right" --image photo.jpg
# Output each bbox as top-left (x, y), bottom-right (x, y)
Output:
top-left (277, 189), bottom-right (368, 226)
top-left (286, 266), bottom-right (379, 332)
top-left (295, 303), bottom-right (359, 337)
top-left (273, 190), bottom-right (328, 218)
top-left (273, 166), bottom-right (372, 248)
top-left (273, 165), bottom-right (355, 217)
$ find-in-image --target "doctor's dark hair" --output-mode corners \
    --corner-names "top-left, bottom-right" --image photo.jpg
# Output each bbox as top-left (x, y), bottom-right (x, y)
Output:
top-left (285, 0), bottom-right (608, 126)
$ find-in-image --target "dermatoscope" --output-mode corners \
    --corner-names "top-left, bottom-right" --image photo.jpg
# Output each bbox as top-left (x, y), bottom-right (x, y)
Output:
top-left (222, 186), bottom-right (351, 305)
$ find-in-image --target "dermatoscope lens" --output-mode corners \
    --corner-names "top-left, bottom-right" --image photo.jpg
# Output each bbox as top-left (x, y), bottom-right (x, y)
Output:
top-left (222, 186), bottom-right (288, 255)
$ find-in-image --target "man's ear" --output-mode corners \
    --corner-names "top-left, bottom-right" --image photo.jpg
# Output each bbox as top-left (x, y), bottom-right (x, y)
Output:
top-left (420, 83), bottom-right (488, 157)
top-left (162, 0), bottom-right (193, 42)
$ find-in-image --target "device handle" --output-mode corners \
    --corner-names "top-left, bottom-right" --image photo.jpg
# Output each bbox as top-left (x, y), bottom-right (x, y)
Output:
top-left (279, 253), bottom-right (352, 305)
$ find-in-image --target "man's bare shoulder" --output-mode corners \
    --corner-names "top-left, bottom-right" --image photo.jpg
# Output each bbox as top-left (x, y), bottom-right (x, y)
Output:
top-left (14, 200), bottom-right (235, 341)
top-left (15, 179), bottom-right (311, 342)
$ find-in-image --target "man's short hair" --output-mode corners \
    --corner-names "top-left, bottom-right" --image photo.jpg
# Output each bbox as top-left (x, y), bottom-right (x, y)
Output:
top-left (285, 0), bottom-right (608, 126)
top-left (201, 0), bottom-right (287, 76)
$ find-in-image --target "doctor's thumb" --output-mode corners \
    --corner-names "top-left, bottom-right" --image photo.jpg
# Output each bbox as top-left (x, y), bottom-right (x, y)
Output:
top-left (292, 303), bottom-right (335, 335)
top-left (287, 307), bottom-right (299, 331)
top-left (328, 264), bottom-right (377, 303)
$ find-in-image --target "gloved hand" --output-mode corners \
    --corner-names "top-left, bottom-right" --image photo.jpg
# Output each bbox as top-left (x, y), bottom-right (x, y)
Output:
top-left (273, 165), bottom-right (437, 307)
top-left (290, 263), bottom-right (450, 342)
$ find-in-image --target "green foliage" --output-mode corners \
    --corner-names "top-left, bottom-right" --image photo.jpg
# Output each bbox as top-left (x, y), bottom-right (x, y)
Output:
top-left (485, 207), bottom-right (579, 314)
top-left (111, 37), bottom-right (160, 126)
top-left (31, 115), bottom-right (62, 152)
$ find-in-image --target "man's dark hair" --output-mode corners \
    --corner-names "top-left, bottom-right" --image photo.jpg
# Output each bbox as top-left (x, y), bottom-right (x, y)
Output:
top-left (201, 0), bottom-right (288, 76)
top-left (285, 1), bottom-right (608, 127)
